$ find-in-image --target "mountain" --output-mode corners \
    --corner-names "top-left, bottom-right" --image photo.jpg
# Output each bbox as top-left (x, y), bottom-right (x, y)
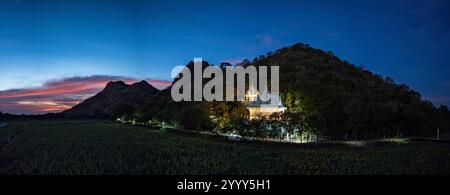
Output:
top-left (63, 80), bottom-right (160, 119)
top-left (249, 43), bottom-right (450, 137)
top-left (133, 43), bottom-right (450, 138)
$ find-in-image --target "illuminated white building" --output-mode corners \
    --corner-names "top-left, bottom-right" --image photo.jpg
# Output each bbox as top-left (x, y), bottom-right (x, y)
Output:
top-left (244, 85), bottom-right (287, 119)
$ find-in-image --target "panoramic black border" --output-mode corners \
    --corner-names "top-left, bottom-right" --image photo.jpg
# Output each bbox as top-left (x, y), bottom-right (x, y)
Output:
top-left (0, 175), bottom-right (447, 193)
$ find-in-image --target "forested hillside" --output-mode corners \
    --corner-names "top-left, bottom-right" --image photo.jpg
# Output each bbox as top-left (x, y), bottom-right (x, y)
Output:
top-left (249, 43), bottom-right (450, 138)
top-left (131, 43), bottom-right (450, 139)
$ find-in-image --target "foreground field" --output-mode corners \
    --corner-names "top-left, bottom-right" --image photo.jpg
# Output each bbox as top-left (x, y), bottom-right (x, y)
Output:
top-left (0, 120), bottom-right (449, 175)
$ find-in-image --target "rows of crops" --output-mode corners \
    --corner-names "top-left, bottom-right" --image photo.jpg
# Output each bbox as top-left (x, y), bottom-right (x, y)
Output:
top-left (0, 120), bottom-right (449, 175)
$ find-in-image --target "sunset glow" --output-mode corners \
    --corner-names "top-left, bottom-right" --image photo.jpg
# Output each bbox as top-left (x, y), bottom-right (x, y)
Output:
top-left (0, 75), bottom-right (171, 114)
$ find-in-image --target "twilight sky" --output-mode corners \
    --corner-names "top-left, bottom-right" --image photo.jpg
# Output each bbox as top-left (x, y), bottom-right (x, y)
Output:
top-left (0, 0), bottom-right (449, 114)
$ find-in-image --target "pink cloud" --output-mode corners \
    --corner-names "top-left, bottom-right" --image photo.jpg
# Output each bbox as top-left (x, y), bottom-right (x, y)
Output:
top-left (221, 59), bottom-right (243, 65)
top-left (255, 34), bottom-right (274, 45)
top-left (145, 79), bottom-right (172, 89)
top-left (243, 33), bottom-right (283, 54)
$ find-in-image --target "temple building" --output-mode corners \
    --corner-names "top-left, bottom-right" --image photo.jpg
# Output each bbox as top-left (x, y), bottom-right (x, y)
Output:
top-left (244, 85), bottom-right (287, 119)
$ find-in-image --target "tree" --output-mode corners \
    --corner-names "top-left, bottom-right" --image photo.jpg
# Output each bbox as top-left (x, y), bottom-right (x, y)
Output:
top-left (175, 104), bottom-right (213, 131)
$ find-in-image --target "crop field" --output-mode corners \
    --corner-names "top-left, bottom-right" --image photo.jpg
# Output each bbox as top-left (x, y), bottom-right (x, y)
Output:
top-left (0, 120), bottom-right (449, 175)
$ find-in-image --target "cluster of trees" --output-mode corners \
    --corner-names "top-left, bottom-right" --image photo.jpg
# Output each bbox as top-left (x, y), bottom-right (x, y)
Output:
top-left (131, 43), bottom-right (450, 140)
top-left (251, 43), bottom-right (450, 139)
top-left (0, 111), bottom-right (60, 121)
top-left (216, 112), bottom-right (317, 141)
top-left (110, 43), bottom-right (450, 140)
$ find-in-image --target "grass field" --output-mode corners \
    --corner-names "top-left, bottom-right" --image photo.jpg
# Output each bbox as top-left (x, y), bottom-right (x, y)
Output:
top-left (0, 120), bottom-right (449, 175)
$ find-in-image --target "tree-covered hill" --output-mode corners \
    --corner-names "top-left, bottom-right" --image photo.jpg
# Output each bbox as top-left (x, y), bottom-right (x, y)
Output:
top-left (249, 43), bottom-right (450, 138)
top-left (131, 43), bottom-right (450, 139)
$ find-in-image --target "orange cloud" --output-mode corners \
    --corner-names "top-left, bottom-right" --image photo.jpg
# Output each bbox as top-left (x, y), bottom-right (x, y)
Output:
top-left (0, 75), bottom-right (172, 114)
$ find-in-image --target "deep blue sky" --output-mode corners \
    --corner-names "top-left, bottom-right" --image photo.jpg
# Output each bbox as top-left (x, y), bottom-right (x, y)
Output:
top-left (1, 0), bottom-right (450, 107)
